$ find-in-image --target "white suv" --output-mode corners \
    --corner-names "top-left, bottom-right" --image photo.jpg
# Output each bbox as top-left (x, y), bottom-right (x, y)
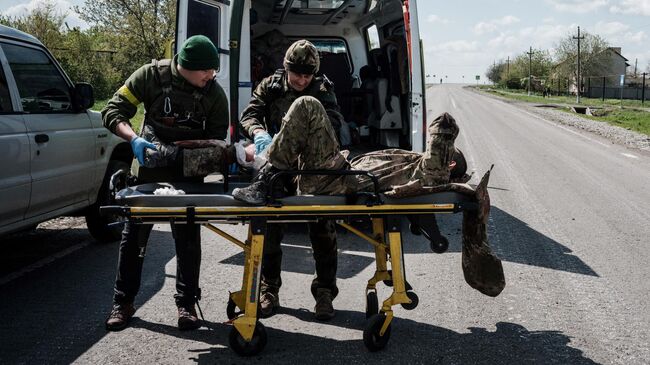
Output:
top-left (0, 25), bottom-right (132, 242)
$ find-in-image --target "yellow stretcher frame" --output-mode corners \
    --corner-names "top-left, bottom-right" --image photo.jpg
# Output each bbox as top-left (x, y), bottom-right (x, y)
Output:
top-left (104, 197), bottom-right (475, 355)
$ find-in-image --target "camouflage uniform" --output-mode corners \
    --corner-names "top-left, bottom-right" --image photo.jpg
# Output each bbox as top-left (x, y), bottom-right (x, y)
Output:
top-left (102, 55), bottom-right (229, 309)
top-left (264, 109), bottom-right (505, 296)
top-left (239, 41), bottom-right (343, 300)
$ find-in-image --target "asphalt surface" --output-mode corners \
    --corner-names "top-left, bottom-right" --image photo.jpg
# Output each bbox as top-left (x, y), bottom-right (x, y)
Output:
top-left (1, 84), bottom-right (648, 364)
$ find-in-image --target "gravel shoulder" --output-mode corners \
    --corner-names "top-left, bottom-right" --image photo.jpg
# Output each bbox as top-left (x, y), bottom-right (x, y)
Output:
top-left (470, 87), bottom-right (650, 153)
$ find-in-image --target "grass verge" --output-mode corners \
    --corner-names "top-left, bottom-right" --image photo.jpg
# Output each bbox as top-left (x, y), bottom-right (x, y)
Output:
top-left (475, 86), bottom-right (650, 136)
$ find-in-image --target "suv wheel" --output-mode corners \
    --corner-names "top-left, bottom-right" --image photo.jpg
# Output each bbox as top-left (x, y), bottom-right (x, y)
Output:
top-left (85, 160), bottom-right (129, 243)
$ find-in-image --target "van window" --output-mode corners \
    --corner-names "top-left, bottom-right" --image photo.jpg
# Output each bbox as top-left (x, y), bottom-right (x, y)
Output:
top-left (2, 43), bottom-right (71, 113)
top-left (277, 0), bottom-right (345, 11)
top-left (311, 39), bottom-right (347, 54)
top-left (0, 63), bottom-right (13, 112)
top-left (187, 0), bottom-right (220, 65)
top-left (365, 24), bottom-right (380, 51)
top-left (309, 39), bottom-right (351, 73)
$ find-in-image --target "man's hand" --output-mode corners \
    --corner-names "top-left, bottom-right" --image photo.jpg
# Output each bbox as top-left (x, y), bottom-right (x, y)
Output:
top-left (253, 131), bottom-right (273, 155)
top-left (130, 137), bottom-right (157, 165)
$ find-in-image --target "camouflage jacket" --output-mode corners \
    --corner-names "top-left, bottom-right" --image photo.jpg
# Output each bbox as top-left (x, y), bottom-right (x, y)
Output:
top-left (239, 70), bottom-right (343, 139)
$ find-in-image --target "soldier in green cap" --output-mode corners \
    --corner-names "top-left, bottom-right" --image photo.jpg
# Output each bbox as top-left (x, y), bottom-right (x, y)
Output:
top-left (237, 39), bottom-right (344, 320)
top-left (102, 35), bottom-right (229, 332)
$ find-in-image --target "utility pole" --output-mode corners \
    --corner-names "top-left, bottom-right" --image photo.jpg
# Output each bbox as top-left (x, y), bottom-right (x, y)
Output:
top-left (527, 46), bottom-right (534, 96)
top-left (507, 56), bottom-right (510, 79)
top-left (642, 72), bottom-right (647, 105)
top-left (573, 26), bottom-right (584, 103)
top-left (634, 58), bottom-right (638, 77)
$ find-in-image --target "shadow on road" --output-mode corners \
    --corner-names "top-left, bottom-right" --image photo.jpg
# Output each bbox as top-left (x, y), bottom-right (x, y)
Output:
top-left (127, 308), bottom-right (598, 364)
top-left (0, 230), bottom-right (176, 365)
top-left (219, 204), bottom-right (597, 279)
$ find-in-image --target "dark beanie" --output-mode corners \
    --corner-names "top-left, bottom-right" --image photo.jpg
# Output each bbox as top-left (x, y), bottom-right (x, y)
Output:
top-left (177, 35), bottom-right (220, 70)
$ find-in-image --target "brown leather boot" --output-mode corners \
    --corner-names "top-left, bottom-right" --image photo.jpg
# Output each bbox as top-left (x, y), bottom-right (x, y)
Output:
top-left (177, 305), bottom-right (202, 331)
top-left (259, 291), bottom-right (280, 318)
top-left (105, 303), bottom-right (136, 331)
top-left (314, 288), bottom-right (335, 321)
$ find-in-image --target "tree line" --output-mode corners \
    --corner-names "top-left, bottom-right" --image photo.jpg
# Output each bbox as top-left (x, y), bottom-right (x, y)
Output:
top-left (485, 31), bottom-right (626, 92)
top-left (0, 0), bottom-right (176, 99)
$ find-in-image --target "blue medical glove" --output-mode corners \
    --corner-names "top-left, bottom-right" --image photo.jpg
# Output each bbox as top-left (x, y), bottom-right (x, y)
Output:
top-left (130, 137), bottom-right (157, 165)
top-left (253, 131), bottom-right (273, 155)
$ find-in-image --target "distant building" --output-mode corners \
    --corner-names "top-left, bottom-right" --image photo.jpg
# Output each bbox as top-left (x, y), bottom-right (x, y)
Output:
top-left (552, 47), bottom-right (630, 93)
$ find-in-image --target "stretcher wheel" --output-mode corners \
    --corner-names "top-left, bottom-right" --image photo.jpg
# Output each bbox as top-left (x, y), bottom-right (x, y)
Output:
top-left (226, 297), bottom-right (242, 320)
top-left (400, 291), bottom-right (419, 310)
top-left (229, 322), bottom-right (267, 356)
top-left (363, 313), bottom-right (392, 352)
top-left (365, 291), bottom-right (378, 319)
top-left (430, 236), bottom-right (449, 253)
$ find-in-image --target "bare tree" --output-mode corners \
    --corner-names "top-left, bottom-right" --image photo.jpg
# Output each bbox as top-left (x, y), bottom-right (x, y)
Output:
top-left (554, 31), bottom-right (610, 80)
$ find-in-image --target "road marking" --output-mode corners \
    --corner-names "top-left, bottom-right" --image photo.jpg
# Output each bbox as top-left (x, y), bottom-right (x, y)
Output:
top-left (516, 108), bottom-right (611, 148)
top-left (450, 95), bottom-right (457, 109)
top-left (0, 240), bottom-right (91, 286)
top-left (621, 153), bottom-right (639, 159)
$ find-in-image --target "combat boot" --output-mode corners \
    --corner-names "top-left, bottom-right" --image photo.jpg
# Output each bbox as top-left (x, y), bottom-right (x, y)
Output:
top-left (105, 303), bottom-right (136, 331)
top-left (177, 305), bottom-right (202, 331)
top-left (314, 288), bottom-right (335, 321)
top-left (259, 291), bottom-right (280, 318)
top-left (232, 164), bottom-right (286, 205)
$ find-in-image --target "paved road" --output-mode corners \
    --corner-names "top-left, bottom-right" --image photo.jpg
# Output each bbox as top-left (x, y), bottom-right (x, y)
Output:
top-left (1, 84), bottom-right (648, 364)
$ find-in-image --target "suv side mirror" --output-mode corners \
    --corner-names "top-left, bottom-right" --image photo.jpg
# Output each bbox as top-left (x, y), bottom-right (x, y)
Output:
top-left (73, 82), bottom-right (95, 111)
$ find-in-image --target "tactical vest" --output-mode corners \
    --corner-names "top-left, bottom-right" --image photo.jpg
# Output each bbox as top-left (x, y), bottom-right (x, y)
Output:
top-left (265, 69), bottom-right (333, 134)
top-left (144, 59), bottom-right (210, 144)
top-left (133, 59), bottom-right (211, 183)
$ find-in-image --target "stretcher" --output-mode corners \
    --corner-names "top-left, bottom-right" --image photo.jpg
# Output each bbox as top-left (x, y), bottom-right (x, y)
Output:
top-left (101, 171), bottom-right (479, 356)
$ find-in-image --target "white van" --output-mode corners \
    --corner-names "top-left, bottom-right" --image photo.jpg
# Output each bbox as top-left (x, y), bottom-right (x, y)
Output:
top-left (174, 0), bottom-right (427, 152)
top-left (0, 25), bottom-right (131, 242)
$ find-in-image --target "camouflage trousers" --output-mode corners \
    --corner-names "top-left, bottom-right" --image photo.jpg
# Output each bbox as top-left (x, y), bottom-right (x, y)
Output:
top-left (140, 124), bottom-right (230, 177)
top-left (267, 98), bottom-right (458, 194)
top-left (262, 95), bottom-right (341, 298)
top-left (266, 102), bottom-right (505, 297)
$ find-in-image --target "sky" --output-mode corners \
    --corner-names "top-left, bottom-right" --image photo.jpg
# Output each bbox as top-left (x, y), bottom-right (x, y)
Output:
top-left (1, 0), bottom-right (649, 83)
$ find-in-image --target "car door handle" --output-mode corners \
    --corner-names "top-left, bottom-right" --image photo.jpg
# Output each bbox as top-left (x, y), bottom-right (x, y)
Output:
top-left (34, 134), bottom-right (49, 143)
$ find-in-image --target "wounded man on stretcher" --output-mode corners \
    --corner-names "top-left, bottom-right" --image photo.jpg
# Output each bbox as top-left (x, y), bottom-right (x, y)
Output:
top-left (140, 99), bottom-right (505, 297)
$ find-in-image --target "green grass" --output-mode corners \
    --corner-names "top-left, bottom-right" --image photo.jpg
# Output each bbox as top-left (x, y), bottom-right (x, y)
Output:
top-left (92, 99), bottom-right (145, 133)
top-left (475, 86), bottom-right (650, 136)
top-left (478, 86), bottom-right (649, 108)
top-left (579, 109), bottom-right (650, 135)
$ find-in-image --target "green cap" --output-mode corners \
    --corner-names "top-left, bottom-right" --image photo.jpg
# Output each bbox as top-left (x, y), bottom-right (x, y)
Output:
top-left (177, 35), bottom-right (219, 70)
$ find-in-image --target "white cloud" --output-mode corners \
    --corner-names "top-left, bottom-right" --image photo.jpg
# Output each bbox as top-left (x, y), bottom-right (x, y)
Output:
top-left (610, 0), bottom-right (650, 15)
top-left (624, 30), bottom-right (647, 43)
top-left (427, 14), bottom-right (451, 24)
top-left (4, 0), bottom-right (88, 30)
top-left (430, 40), bottom-right (479, 53)
top-left (546, 0), bottom-right (609, 13)
top-left (593, 21), bottom-right (630, 36)
top-left (473, 15), bottom-right (521, 35)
